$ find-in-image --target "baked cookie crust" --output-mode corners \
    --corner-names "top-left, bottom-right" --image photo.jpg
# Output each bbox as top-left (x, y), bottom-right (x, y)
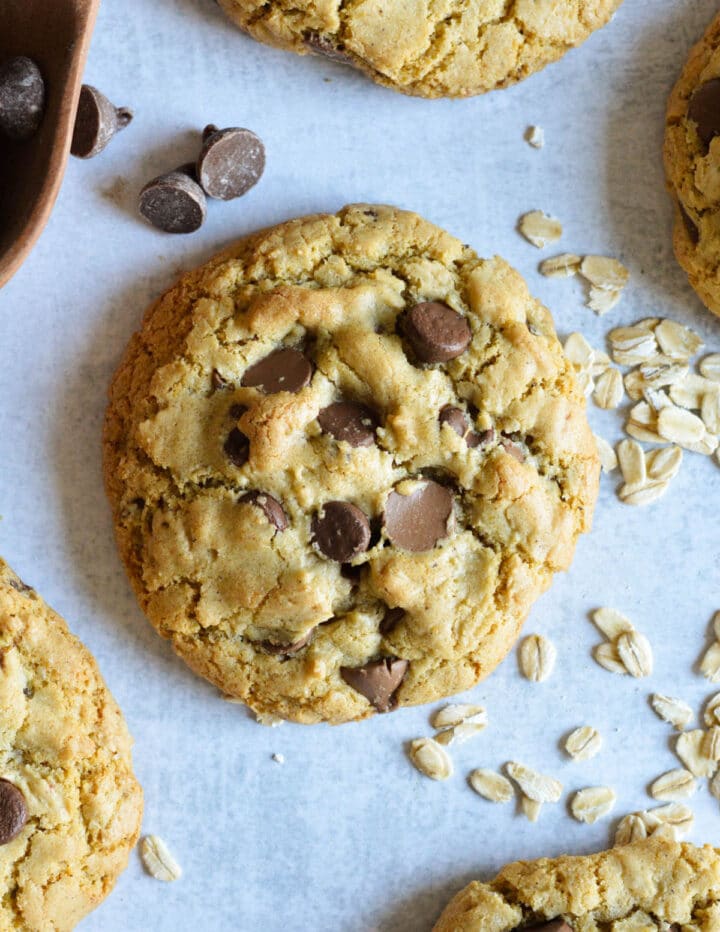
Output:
top-left (0, 558), bottom-right (143, 932)
top-left (665, 12), bottom-right (720, 317)
top-left (434, 837), bottom-right (720, 932)
top-left (217, 0), bottom-right (623, 99)
top-left (103, 204), bottom-right (599, 724)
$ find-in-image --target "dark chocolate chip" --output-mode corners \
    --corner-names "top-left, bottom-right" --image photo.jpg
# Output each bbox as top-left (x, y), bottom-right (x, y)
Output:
top-left (467, 427), bottom-right (495, 449)
top-left (340, 658), bottom-right (409, 713)
top-left (241, 348), bottom-right (312, 394)
top-left (524, 921), bottom-right (574, 932)
top-left (71, 85), bottom-right (132, 158)
top-left (688, 78), bottom-right (720, 148)
top-left (439, 405), bottom-right (470, 439)
top-left (0, 57), bottom-right (45, 141)
top-left (224, 427), bottom-right (250, 466)
top-left (384, 480), bottom-right (454, 552)
top-left (340, 563), bottom-right (365, 585)
top-left (404, 302), bottom-right (471, 363)
top-left (212, 369), bottom-right (231, 390)
top-left (240, 491), bottom-right (288, 531)
top-left (318, 401), bottom-right (378, 447)
top-left (679, 203), bottom-right (699, 245)
top-left (196, 125), bottom-right (265, 200)
top-left (229, 403), bottom-right (247, 420)
top-left (379, 607), bottom-right (405, 636)
top-left (304, 33), bottom-right (352, 63)
top-left (262, 629), bottom-right (314, 657)
top-left (138, 168), bottom-right (207, 234)
top-left (0, 779), bottom-right (27, 845)
top-left (312, 501), bottom-right (371, 562)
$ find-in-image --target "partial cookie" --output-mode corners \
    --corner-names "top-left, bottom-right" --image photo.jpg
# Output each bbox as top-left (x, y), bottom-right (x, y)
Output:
top-left (0, 558), bottom-right (143, 931)
top-left (217, 0), bottom-right (623, 99)
top-left (434, 837), bottom-right (720, 932)
top-left (665, 12), bottom-right (720, 317)
top-left (103, 204), bottom-right (599, 724)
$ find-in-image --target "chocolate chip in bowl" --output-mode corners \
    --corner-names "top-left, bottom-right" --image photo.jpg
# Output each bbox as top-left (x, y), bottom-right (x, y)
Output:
top-left (0, 56), bottom-right (45, 141)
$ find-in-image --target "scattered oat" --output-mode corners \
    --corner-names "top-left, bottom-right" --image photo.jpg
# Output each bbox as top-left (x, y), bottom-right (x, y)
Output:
top-left (518, 634), bottom-right (557, 683)
top-left (609, 325), bottom-right (657, 365)
top-left (141, 835), bottom-right (182, 883)
top-left (669, 373), bottom-right (718, 410)
top-left (592, 607), bottom-right (633, 640)
top-left (675, 729), bottom-right (718, 778)
top-left (614, 813), bottom-right (648, 846)
top-left (581, 256), bottom-right (630, 291)
top-left (704, 692), bottom-right (720, 728)
top-left (409, 738), bottom-right (453, 781)
top-left (619, 481), bottom-right (670, 507)
top-left (616, 630), bottom-right (653, 678)
top-left (594, 434), bottom-right (618, 472)
top-left (588, 286), bottom-right (622, 315)
top-left (651, 694), bottom-right (693, 731)
top-left (645, 802), bottom-right (694, 837)
top-left (703, 725), bottom-right (720, 761)
top-left (640, 360), bottom-right (689, 389)
top-left (646, 446), bottom-right (683, 482)
top-left (525, 125), bottom-right (545, 149)
top-left (540, 253), bottom-right (581, 278)
top-left (701, 389), bottom-right (720, 435)
top-left (431, 704), bottom-right (486, 730)
top-left (700, 354), bottom-right (720, 382)
top-left (505, 762), bottom-right (562, 802)
top-left (571, 786), bottom-right (616, 824)
top-left (617, 439), bottom-right (646, 487)
top-left (469, 769), bottom-right (514, 803)
top-left (650, 769), bottom-right (696, 801)
top-left (593, 641), bottom-right (628, 675)
top-left (435, 721), bottom-right (487, 746)
top-left (519, 210), bottom-right (562, 248)
top-left (655, 320), bottom-right (703, 361)
top-left (564, 332), bottom-right (595, 367)
top-left (657, 406), bottom-right (706, 445)
top-left (594, 368), bottom-right (624, 409)
top-left (272, 752), bottom-right (285, 765)
top-left (565, 726), bottom-right (602, 761)
top-left (710, 771), bottom-right (720, 801)
top-left (701, 643), bottom-right (720, 683)
top-left (521, 796), bottom-right (543, 822)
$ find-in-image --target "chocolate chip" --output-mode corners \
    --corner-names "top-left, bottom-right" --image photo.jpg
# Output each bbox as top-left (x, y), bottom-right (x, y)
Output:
top-left (70, 85), bottom-right (132, 158)
top-left (501, 438), bottom-right (525, 462)
top-left (8, 575), bottom-right (32, 594)
top-left (240, 491), bottom-right (288, 531)
top-left (212, 369), bottom-right (231, 390)
top-left (679, 203), bottom-right (699, 245)
top-left (404, 302), bottom-right (471, 363)
top-left (340, 658), bottom-right (408, 712)
top-left (468, 427), bottom-right (495, 449)
top-left (688, 78), bottom-right (720, 148)
top-left (312, 501), bottom-right (371, 562)
top-left (0, 57), bottom-right (45, 141)
top-left (229, 403), bottom-right (247, 420)
top-left (262, 629), bottom-right (314, 657)
top-left (523, 921), bottom-right (573, 932)
top-left (379, 607), bottom-right (405, 636)
top-left (384, 480), bottom-right (454, 552)
top-left (0, 780), bottom-right (27, 845)
top-left (241, 348), bottom-right (312, 394)
top-left (304, 33), bottom-right (352, 63)
top-left (439, 405), bottom-right (470, 438)
top-left (138, 169), bottom-right (207, 234)
top-left (196, 125), bottom-right (265, 200)
top-left (224, 427), bottom-right (250, 466)
top-left (318, 401), bottom-right (379, 447)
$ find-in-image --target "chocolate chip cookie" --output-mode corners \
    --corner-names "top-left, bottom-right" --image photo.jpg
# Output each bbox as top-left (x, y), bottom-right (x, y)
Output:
top-left (104, 204), bottom-right (599, 724)
top-left (0, 557), bottom-right (142, 931)
top-left (217, 0), bottom-right (623, 99)
top-left (665, 12), bottom-right (720, 317)
top-left (434, 837), bottom-right (720, 932)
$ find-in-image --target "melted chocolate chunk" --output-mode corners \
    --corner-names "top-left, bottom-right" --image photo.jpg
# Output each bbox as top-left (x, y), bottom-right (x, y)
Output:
top-left (224, 427), bottom-right (250, 466)
top-left (404, 302), bottom-right (472, 363)
top-left (379, 607), bottom-right (405, 636)
top-left (384, 480), bottom-right (454, 552)
top-left (212, 369), bottom-right (231, 390)
top-left (241, 348), bottom-right (313, 394)
top-left (239, 491), bottom-right (288, 531)
top-left (679, 203), bottom-right (699, 245)
top-left (312, 502), bottom-right (371, 562)
top-left (340, 658), bottom-right (409, 712)
top-left (318, 401), bottom-right (379, 447)
top-left (0, 780), bottom-right (27, 845)
top-left (262, 629), bottom-right (314, 657)
top-left (688, 78), bottom-right (720, 148)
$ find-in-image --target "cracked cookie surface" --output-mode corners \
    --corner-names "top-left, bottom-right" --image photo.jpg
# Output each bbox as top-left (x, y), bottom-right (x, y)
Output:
top-left (665, 11), bottom-right (720, 318)
top-left (216, 0), bottom-right (623, 99)
top-left (0, 558), bottom-right (142, 932)
top-left (434, 837), bottom-right (720, 932)
top-left (103, 204), bottom-right (598, 724)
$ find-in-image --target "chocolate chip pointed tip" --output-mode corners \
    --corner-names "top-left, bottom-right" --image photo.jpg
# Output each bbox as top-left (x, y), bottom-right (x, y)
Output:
top-left (240, 491), bottom-right (288, 531)
top-left (241, 347), bottom-right (312, 394)
top-left (312, 501), bottom-right (371, 562)
top-left (405, 302), bottom-right (471, 363)
top-left (197, 126), bottom-right (266, 200)
top-left (340, 657), bottom-right (408, 712)
top-left (0, 780), bottom-right (27, 845)
top-left (384, 480), bottom-right (454, 552)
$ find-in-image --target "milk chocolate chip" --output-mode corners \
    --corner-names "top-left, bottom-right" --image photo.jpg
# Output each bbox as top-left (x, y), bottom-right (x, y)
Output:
top-left (688, 78), bottom-right (720, 148)
top-left (0, 779), bottom-right (27, 845)
top-left (197, 125), bottom-right (265, 200)
top-left (312, 501), bottom-right (371, 562)
top-left (139, 168), bottom-right (207, 234)
top-left (384, 480), bottom-right (454, 551)
top-left (340, 658), bottom-right (408, 712)
top-left (224, 427), bottom-right (250, 466)
top-left (439, 406), bottom-right (492, 449)
top-left (262, 629), bottom-right (314, 656)
top-left (405, 302), bottom-right (471, 363)
top-left (379, 607), bottom-right (405, 635)
top-left (318, 401), bottom-right (378, 447)
top-left (0, 56), bottom-right (45, 141)
top-left (240, 491), bottom-right (288, 531)
top-left (241, 348), bottom-right (312, 394)
top-left (71, 85), bottom-right (132, 158)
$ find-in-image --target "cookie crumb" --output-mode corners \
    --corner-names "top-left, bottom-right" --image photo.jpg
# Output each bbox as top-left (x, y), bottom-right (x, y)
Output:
top-left (141, 835), bottom-right (182, 882)
top-left (525, 125), bottom-right (544, 148)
